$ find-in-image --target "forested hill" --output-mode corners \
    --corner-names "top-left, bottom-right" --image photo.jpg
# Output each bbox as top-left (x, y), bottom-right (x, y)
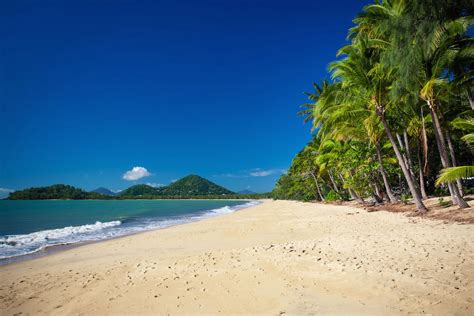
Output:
top-left (161, 175), bottom-right (234, 196)
top-left (8, 184), bottom-right (108, 200)
top-left (119, 184), bottom-right (161, 197)
top-left (7, 175), bottom-right (263, 200)
top-left (118, 175), bottom-right (234, 198)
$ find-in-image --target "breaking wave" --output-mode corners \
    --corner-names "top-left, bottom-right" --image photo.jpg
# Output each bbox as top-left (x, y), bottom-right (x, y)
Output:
top-left (0, 200), bottom-right (261, 260)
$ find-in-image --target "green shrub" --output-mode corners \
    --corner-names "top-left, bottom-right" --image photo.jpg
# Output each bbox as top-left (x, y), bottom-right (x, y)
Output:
top-left (400, 193), bottom-right (411, 204)
top-left (438, 197), bottom-right (451, 207)
top-left (325, 190), bottom-right (342, 202)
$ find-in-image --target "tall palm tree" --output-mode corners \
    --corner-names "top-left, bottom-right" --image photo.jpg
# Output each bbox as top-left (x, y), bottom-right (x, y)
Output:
top-left (396, 4), bottom-right (472, 207)
top-left (274, 0), bottom-right (472, 209)
top-left (354, 0), bottom-right (471, 208)
top-left (328, 35), bottom-right (427, 211)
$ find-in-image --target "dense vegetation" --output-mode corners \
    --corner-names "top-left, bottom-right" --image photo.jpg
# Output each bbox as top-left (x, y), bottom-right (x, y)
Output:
top-left (118, 175), bottom-right (234, 198)
top-left (7, 175), bottom-right (270, 200)
top-left (273, 0), bottom-right (473, 212)
top-left (8, 184), bottom-right (108, 200)
top-left (119, 184), bottom-right (163, 197)
top-left (160, 175), bottom-right (234, 196)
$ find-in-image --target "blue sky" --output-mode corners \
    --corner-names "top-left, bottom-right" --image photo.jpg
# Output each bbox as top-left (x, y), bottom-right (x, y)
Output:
top-left (0, 0), bottom-right (368, 195)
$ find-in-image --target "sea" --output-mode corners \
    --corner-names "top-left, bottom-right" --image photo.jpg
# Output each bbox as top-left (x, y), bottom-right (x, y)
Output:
top-left (0, 199), bottom-right (258, 261)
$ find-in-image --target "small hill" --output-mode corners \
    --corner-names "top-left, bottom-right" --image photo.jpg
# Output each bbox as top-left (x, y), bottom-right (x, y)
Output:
top-left (160, 175), bottom-right (234, 196)
top-left (119, 184), bottom-right (159, 197)
top-left (91, 187), bottom-right (116, 196)
top-left (8, 184), bottom-right (98, 200)
top-left (237, 189), bottom-right (256, 194)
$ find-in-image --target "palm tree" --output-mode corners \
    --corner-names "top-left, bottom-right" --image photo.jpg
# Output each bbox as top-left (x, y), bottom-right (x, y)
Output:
top-left (402, 7), bottom-right (471, 207)
top-left (292, 140), bottom-right (326, 201)
top-left (328, 35), bottom-right (427, 211)
top-left (406, 106), bottom-right (431, 199)
top-left (354, 0), bottom-right (472, 208)
top-left (275, 0), bottom-right (472, 209)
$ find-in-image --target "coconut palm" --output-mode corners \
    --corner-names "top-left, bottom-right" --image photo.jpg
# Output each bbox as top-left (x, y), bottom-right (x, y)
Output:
top-left (327, 35), bottom-right (427, 210)
top-left (272, 0), bottom-right (473, 210)
top-left (388, 1), bottom-right (472, 207)
top-left (353, 0), bottom-right (472, 208)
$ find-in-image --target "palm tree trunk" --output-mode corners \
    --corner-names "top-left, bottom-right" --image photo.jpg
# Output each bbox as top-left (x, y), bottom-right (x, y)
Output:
top-left (328, 171), bottom-right (339, 192)
top-left (396, 133), bottom-right (416, 180)
top-left (420, 106), bottom-right (429, 175)
top-left (403, 130), bottom-right (416, 178)
top-left (376, 106), bottom-right (427, 212)
top-left (372, 190), bottom-right (384, 204)
top-left (372, 182), bottom-right (384, 203)
top-left (427, 101), bottom-right (469, 208)
top-left (348, 188), bottom-right (365, 204)
top-left (396, 133), bottom-right (410, 170)
top-left (445, 130), bottom-right (464, 196)
top-left (416, 137), bottom-right (428, 199)
top-left (310, 172), bottom-right (325, 201)
top-left (375, 141), bottom-right (397, 202)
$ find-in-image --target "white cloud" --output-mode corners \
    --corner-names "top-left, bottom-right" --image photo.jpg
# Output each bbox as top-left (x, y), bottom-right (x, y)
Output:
top-left (146, 182), bottom-right (164, 188)
top-left (214, 168), bottom-right (287, 178)
top-left (249, 168), bottom-right (286, 177)
top-left (250, 170), bottom-right (274, 177)
top-left (122, 166), bottom-right (152, 181)
top-left (214, 173), bottom-right (248, 178)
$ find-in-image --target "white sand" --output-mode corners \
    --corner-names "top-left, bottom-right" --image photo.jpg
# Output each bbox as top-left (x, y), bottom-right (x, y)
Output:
top-left (1, 200), bottom-right (473, 315)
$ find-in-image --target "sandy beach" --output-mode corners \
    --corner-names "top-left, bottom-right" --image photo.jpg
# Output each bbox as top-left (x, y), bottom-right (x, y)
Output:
top-left (1, 200), bottom-right (473, 315)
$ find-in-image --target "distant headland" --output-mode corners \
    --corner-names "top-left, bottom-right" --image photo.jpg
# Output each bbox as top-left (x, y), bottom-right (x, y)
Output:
top-left (7, 175), bottom-right (269, 200)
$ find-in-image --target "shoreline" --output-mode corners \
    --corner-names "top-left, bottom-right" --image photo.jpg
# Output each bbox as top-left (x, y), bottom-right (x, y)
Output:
top-left (1, 200), bottom-right (472, 315)
top-left (0, 199), bottom-right (262, 266)
top-left (3, 198), bottom-right (261, 201)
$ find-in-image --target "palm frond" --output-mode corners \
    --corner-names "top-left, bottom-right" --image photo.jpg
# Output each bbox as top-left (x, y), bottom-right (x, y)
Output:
top-left (436, 166), bottom-right (474, 186)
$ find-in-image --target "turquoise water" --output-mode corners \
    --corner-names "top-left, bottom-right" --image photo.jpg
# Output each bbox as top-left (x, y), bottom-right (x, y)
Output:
top-left (0, 200), bottom-right (256, 259)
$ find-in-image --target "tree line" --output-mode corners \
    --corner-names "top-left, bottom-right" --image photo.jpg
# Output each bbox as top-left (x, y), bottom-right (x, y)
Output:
top-left (273, 0), bottom-right (473, 212)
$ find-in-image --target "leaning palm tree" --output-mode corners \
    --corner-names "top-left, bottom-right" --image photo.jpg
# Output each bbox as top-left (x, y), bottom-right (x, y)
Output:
top-left (291, 139), bottom-right (327, 202)
top-left (327, 34), bottom-right (427, 211)
top-left (298, 80), bottom-right (332, 127)
top-left (311, 80), bottom-right (398, 203)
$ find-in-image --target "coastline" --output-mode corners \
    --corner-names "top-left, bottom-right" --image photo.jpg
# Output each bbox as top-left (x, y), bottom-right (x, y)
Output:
top-left (1, 200), bottom-right (473, 315)
top-left (0, 199), bottom-right (260, 266)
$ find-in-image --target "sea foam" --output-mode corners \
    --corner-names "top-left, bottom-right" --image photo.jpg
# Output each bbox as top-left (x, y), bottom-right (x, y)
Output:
top-left (0, 200), bottom-right (261, 260)
top-left (0, 221), bottom-right (122, 259)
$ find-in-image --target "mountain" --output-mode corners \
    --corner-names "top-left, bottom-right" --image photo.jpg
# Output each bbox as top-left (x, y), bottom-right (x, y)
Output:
top-left (237, 189), bottom-right (256, 194)
top-left (91, 187), bottom-right (116, 196)
top-left (160, 175), bottom-right (234, 196)
top-left (8, 184), bottom-right (106, 200)
top-left (119, 184), bottom-right (160, 197)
